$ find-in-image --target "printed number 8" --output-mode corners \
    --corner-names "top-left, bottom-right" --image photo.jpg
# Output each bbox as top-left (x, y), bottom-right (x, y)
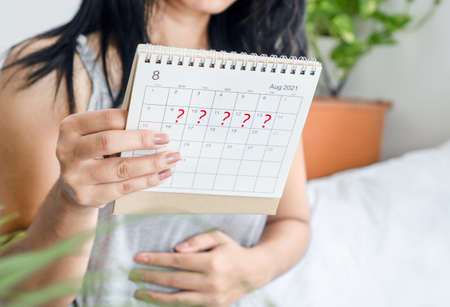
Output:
top-left (152, 71), bottom-right (160, 80)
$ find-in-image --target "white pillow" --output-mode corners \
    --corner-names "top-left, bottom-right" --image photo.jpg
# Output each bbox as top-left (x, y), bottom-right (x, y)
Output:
top-left (241, 140), bottom-right (450, 307)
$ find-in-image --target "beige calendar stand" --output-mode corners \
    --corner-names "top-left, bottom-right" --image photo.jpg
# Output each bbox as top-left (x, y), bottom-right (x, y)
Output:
top-left (113, 45), bottom-right (321, 215)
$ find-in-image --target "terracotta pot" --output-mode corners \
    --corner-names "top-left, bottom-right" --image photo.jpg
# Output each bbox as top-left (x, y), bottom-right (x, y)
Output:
top-left (302, 97), bottom-right (392, 180)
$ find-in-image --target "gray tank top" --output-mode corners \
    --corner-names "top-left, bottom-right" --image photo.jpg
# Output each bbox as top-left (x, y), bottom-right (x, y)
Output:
top-left (73, 35), bottom-right (268, 306)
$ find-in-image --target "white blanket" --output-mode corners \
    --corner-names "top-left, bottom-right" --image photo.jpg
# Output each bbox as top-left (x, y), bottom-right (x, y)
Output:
top-left (240, 141), bottom-right (450, 307)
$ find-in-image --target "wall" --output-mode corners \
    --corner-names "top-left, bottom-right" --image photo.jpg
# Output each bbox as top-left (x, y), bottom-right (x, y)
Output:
top-left (0, 0), bottom-right (80, 50)
top-left (340, 1), bottom-right (450, 159)
top-left (1, 0), bottom-right (449, 159)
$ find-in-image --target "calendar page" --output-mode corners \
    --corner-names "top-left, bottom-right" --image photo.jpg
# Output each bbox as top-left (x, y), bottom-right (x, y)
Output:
top-left (114, 45), bottom-right (321, 215)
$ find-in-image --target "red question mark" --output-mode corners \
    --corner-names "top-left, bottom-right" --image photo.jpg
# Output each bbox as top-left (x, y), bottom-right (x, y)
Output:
top-left (197, 110), bottom-right (207, 124)
top-left (176, 108), bottom-right (185, 123)
top-left (221, 111), bottom-right (231, 126)
top-left (262, 114), bottom-right (272, 128)
top-left (241, 113), bottom-right (251, 127)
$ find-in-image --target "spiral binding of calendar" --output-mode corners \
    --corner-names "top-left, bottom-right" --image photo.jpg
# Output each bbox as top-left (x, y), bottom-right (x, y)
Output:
top-left (139, 44), bottom-right (320, 76)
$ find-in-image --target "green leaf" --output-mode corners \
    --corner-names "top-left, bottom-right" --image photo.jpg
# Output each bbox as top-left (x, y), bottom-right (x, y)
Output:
top-left (306, 0), bottom-right (442, 96)
top-left (0, 212), bottom-right (18, 226)
top-left (0, 231), bottom-right (25, 252)
top-left (331, 41), bottom-right (366, 71)
top-left (372, 12), bottom-right (411, 32)
top-left (359, 0), bottom-right (378, 17)
top-left (0, 231), bottom-right (92, 296)
top-left (6, 281), bottom-right (79, 307)
top-left (316, 0), bottom-right (341, 15)
top-left (368, 31), bottom-right (396, 46)
top-left (331, 14), bottom-right (356, 43)
top-left (335, 0), bottom-right (359, 15)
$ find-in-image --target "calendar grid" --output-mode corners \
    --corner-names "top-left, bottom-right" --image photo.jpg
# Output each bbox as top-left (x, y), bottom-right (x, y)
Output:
top-left (133, 141), bottom-right (287, 150)
top-left (134, 153), bottom-right (285, 163)
top-left (173, 172), bottom-right (278, 179)
top-left (135, 86), bottom-right (305, 195)
top-left (170, 89), bottom-right (194, 188)
top-left (191, 91), bottom-right (217, 189)
top-left (158, 88), bottom-right (173, 185)
top-left (210, 93), bottom-right (239, 190)
top-left (143, 86), bottom-right (284, 99)
top-left (270, 97), bottom-right (302, 191)
top-left (140, 109), bottom-right (298, 129)
top-left (133, 88), bottom-right (159, 157)
top-left (253, 95), bottom-right (283, 193)
top-left (158, 89), bottom-right (170, 131)
top-left (232, 94), bottom-right (262, 192)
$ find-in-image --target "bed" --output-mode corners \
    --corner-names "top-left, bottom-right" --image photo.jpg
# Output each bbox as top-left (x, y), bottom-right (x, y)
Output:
top-left (239, 140), bottom-right (450, 307)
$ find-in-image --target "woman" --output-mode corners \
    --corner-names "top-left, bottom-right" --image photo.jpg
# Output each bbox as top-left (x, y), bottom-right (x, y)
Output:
top-left (0, 0), bottom-right (310, 306)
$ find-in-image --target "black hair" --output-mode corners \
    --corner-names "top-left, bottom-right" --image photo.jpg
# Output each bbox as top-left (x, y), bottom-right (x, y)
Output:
top-left (3, 0), bottom-right (307, 113)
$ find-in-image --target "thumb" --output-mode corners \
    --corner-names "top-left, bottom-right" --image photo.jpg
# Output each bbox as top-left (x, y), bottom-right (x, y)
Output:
top-left (174, 230), bottom-right (230, 253)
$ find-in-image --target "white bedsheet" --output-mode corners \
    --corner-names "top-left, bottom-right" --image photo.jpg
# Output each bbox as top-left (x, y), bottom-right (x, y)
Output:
top-left (239, 140), bottom-right (450, 307)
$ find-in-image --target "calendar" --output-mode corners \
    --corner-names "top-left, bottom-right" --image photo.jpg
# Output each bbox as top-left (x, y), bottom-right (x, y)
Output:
top-left (113, 45), bottom-right (321, 215)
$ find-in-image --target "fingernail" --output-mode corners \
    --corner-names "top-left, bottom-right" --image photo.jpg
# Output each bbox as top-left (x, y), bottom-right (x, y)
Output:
top-left (153, 133), bottom-right (169, 145)
top-left (134, 254), bottom-right (149, 263)
top-left (175, 242), bottom-right (189, 251)
top-left (158, 169), bottom-right (172, 180)
top-left (166, 152), bottom-right (181, 164)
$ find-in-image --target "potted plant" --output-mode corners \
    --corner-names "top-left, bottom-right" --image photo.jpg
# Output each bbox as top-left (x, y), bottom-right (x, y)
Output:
top-left (302, 0), bottom-right (440, 179)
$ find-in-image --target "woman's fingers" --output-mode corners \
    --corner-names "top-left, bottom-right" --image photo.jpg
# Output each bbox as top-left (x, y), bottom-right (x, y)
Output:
top-left (134, 290), bottom-right (203, 307)
top-left (62, 109), bottom-right (128, 136)
top-left (75, 130), bottom-right (170, 159)
top-left (84, 151), bottom-right (180, 184)
top-left (64, 169), bottom-right (172, 207)
top-left (134, 252), bottom-right (210, 272)
top-left (130, 269), bottom-right (205, 291)
top-left (80, 170), bottom-right (172, 206)
top-left (174, 230), bottom-right (231, 253)
top-left (56, 109), bottom-right (178, 208)
top-left (103, 170), bottom-right (172, 199)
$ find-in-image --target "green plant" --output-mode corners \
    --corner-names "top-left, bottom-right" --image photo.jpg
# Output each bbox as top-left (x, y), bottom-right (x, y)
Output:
top-left (306, 0), bottom-right (441, 96)
top-left (0, 210), bottom-right (278, 307)
top-left (0, 209), bottom-right (93, 307)
top-left (1, 240), bottom-right (84, 307)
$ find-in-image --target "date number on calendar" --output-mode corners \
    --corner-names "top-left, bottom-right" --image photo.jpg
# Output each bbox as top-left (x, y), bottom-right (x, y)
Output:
top-left (152, 71), bottom-right (160, 80)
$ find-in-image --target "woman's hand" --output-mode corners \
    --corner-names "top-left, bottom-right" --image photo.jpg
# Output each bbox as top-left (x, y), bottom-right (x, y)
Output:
top-left (56, 109), bottom-right (180, 208)
top-left (130, 231), bottom-right (271, 307)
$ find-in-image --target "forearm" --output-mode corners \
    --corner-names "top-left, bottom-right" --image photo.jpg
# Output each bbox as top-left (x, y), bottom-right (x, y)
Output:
top-left (1, 182), bottom-right (99, 305)
top-left (247, 218), bottom-right (310, 288)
